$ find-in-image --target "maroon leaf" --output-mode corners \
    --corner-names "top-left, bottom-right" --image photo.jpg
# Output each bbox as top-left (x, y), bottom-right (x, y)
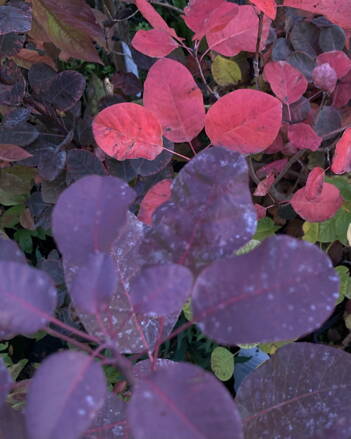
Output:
top-left (111, 72), bottom-right (142, 97)
top-left (44, 70), bottom-right (86, 111)
top-left (0, 144), bottom-right (32, 161)
top-left (0, 32), bottom-right (24, 56)
top-left (131, 29), bottom-right (178, 58)
top-left (52, 175), bottom-right (136, 266)
top-left (128, 361), bottom-right (244, 439)
top-left (332, 71), bottom-right (351, 107)
top-left (263, 61), bottom-right (308, 104)
top-left (192, 235), bottom-right (339, 344)
top-left (82, 392), bottom-right (129, 439)
top-left (143, 58), bottom-right (205, 143)
top-left (287, 123), bottom-right (322, 151)
top-left (236, 343), bottom-right (351, 439)
top-left (0, 358), bottom-right (12, 406)
top-left (66, 149), bottom-right (106, 184)
top-left (26, 351), bottom-right (106, 439)
top-left (69, 252), bottom-right (118, 315)
top-left (141, 147), bottom-right (257, 272)
top-left (205, 89), bottom-right (282, 154)
top-left (0, 261), bottom-right (57, 337)
top-left (256, 158), bottom-right (288, 178)
top-left (0, 5), bottom-right (32, 35)
top-left (0, 122), bottom-right (39, 146)
top-left (331, 127), bottom-right (351, 174)
top-left (129, 263), bottom-right (193, 317)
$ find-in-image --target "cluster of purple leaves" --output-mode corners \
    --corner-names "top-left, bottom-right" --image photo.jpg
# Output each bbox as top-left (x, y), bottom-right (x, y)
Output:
top-left (1, 146), bottom-right (351, 439)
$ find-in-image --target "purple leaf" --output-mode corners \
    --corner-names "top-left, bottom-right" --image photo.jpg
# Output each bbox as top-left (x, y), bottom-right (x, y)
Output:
top-left (65, 214), bottom-right (179, 353)
top-left (141, 147), bottom-right (257, 272)
top-left (28, 62), bottom-right (56, 95)
top-left (0, 121), bottom-right (39, 146)
top-left (0, 403), bottom-right (27, 439)
top-left (192, 235), bottom-right (339, 344)
top-left (44, 71), bottom-right (86, 111)
top-left (38, 148), bottom-right (66, 182)
top-left (133, 358), bottom-right (177, 380)
top-left (130, 138), bottom-right (174, 177)
top-left (0, 261), bottom-right (57, 337)
top-left (128, 361), bottom-right (244, 439)
top-left (236, 342), bottom-right (351, 439)
top-left (0, 32), bottom-right (25, 56)
top-left (0, 5), bottom-right (32, 35)
top-left (129, 263), bottom-right (193, 317)
top-left (66, 149), bottom-right (106, 184)
top-left (82, 392), bottom-right (130, 439)
top-left (0, 237), bottom-right (26, 263)
top-left (26, 351), bottom-right (106, 439)
top-left (52, 175), bottom-right (136, 266)
top-left (70, 252), bottom-right (119, 314)
top-left (0, 357), bottom-right (12, 406)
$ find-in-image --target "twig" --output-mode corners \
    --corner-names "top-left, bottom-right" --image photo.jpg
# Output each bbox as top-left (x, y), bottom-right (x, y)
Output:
top-left (254, 12), bottom-right (264, 89)
top-left (150, 0), bottom-right (183, 13)
top-left (273, 150), bottom-right (305, 187)
top-left (194, 54), bottom-right (219, 99)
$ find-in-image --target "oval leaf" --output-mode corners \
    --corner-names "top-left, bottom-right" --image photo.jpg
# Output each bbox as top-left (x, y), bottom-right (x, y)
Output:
top-left (0, 5), bottom-right (32, 35)
top-left (331, 127), bottom-right (351, 174)
top-left (131, 29), bottom-right (178, 58)
top-left (26, 351), bottom-right (106, 439)
top-left (0, 261), bottom-right (57, 337)
top-left (0, 237), bottom-right (26, 263)
top-left (93, 103), bottom-right (163, 160)
top-left (211, 346), bottom-right (234, 381)
top-left (138, 179), bottom-right (172, 225)
top-left (192, 235), bottom-right (339, 344)
top-left (288, 123), bottom-right (322, 151)
top-left (211, 55), bottom-right (242, 86)
top-left (236, 342), bottom-right (351, 439)
top-left (0, 358), bottom-right (12, 406)
top-left (205, 89), bottom-right (282, 154)
top-left (52, 175), bottom-right (135, 266)
top-left (0, 144), bottom-right (32, 161)
top-left (143, 58), bottom-right (205, 143)
top-left (249, 0), bottom-right (276, 19)
top-left (263, 61), bottom-right (308, 104)
top-left (129, 263), bottom-right (193, 317)
top-left (128, 361), bottom-right (244, 439)
top-left (70, 252), bottom-right (118, 314)
top-left (317, 50), bottom-right (351, 79)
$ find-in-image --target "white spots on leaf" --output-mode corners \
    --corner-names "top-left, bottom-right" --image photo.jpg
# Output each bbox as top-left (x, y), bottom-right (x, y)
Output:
top-left (310, 304), bottom-right (316, 311)
top-left (143, 391), bottom-right (153, 399)
top-left (85, 395), bottom-right (95, 407)
top-left (267, 293), bottom-right (274, 300)
top-left (78, 408), bottom-right (86, 416)
top-left (287, 239), bottom-right (298, 249)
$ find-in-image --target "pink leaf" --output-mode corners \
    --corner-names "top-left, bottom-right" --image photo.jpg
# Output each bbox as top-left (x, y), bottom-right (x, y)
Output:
top-left (92, 103), bottom-right (163, 160)
top-left (138, 179), bottom-right (172, 225)
top-left (143, 58), bottom-right (205, 143)
top-left (254, 172), bottom-right (275, 196)
top-left (332, 71), bottom-right (351, 107)
top-left (0, 143), bottom-right (32, 161)
top-left (264, 133), bottom-right (284, 154)
top-left (249, 0), bottom-right (276, 19)
top-left (254, 203), bottom-right (267, 219)
top-left (182, 0), bottom-right (225, 38)
top-left (206, 5), bottom-right (270, 57)
top-left (312, 63), bottom-right (337, 93)
top-left (331, 128), bottom-right (351, 174)
top-left (283, 0), bottom-right (351, 31)
top-left (304, 167), bottom-right (325, 201)
top-left (317, 50), bottom-right (351, 79)
top-left (131, 29), bottom-right (178, 57)
top-left (205, 89), bottom-right (282, 154)
top-left (291, 170), bottom-right (343, 222)
top-left (287, 123), bottom-right (322, 151)
top-left (263, 61), bottom-right (308, 104)
top-left (136, 0), bottom-right (177, 38)
top-left (257, 158), bottom-right (288, 178)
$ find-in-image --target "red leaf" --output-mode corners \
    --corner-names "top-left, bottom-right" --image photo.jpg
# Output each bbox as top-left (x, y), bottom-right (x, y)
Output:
top-left (331, 127), bottom-right (351, 174)
top-left (249, 0), bottom-right (276, 19)
top-left (136, 0), bottom-right (177, 38)
top-left (11, 48), bottom-right (57, 70)
top-left (264, 133), bottom-right (284, 154)
top-left (291, 169), bottom-right (343, 222)
top-left (131, 29), bottom-right (178, 57)
top-left (317, 50), bottom-right (351, 79)
top-left (263, 61), bottom-right (308, 104)
top-left (143, 58), bottom-right (205, 143)
top-left (92, 103), bottom-right (163, 160)
top-left (0, 144), bottom-right (32, 161)
top-left (206, 5), bottom-right (271, 57)
top-left (182, 0), bottom-right (225, 38)
top-left (287, 123), bottom-right (322, 151)
top-left (205, 89), bottom-right (282, 154)
top-left (304, 167), bottom-right (325, 200)
top-left (283, 0), bottom-right (351, 31)
top-left (312, 63), bottom-right (337, 93)
top-left (254, 172), bottom-right (275, 196)
top-left (254, 203), bottom-right (266, 219)
top-left (257, 158), bottom-right (288, 178)
top-left (332, 71), bottom-right (351, 107)
top-left (138, 179), bottom-right (172, 225)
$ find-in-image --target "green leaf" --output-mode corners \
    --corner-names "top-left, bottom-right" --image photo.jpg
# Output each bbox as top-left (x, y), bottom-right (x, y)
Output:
top-left (14, 229), bottom-right (33, 254)
top-left (335, 266), bottom-right (351, 304)
top-left (8, 359), bottom-right (28, 381)
top-left (0, 205), bottom-right (25, 229)
top-left (211, 55), bottom-right (242, 87)
top-left (182, 298), bottom-right (193, 321)
top-left (253, 217), bottom-right (280, 241)
top-left (0, 166), bottom-right (36, 206)
top-left (325, 175), bottom-right (351, 201)
top-left (210, 346), bottom-right (234, 381)
top-left (259, 339), bottom-right (294, 355)
top-left (235, 239), bottom-right (261, 255)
